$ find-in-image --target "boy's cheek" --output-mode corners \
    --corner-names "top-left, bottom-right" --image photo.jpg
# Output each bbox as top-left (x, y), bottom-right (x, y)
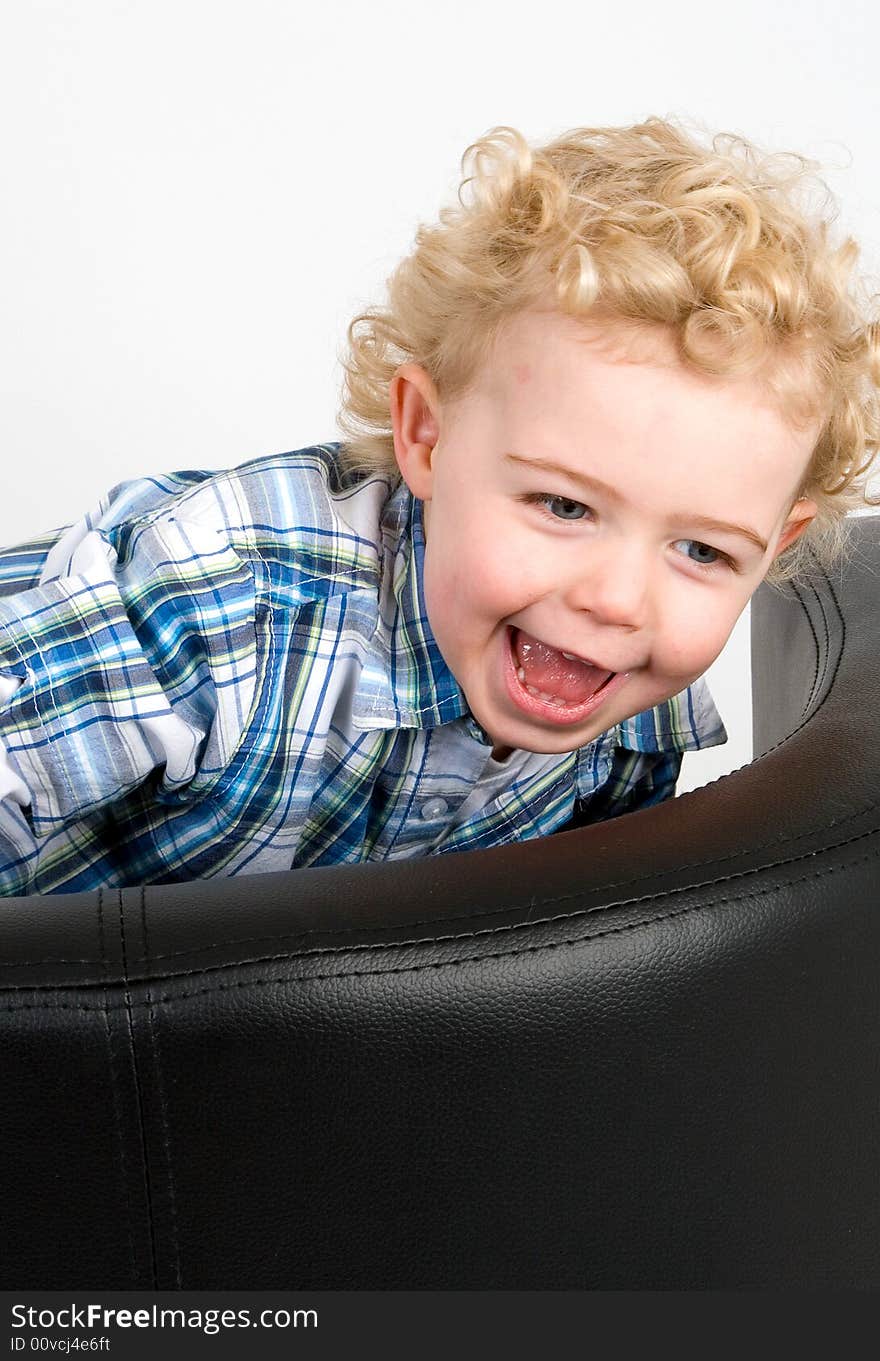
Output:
top-left (657, 615), bottom-right (736, 679)
top-left (428, 546), bottom-right (529, 615)
top-left (473, 548), bottom-right (548, 602)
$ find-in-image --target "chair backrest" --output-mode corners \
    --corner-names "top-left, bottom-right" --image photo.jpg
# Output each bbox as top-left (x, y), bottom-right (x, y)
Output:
top-left (2, 517), bottom-right (878, 1290)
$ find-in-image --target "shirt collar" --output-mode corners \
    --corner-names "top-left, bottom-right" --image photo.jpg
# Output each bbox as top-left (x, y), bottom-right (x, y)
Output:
top-left (351, 482), bottom-right (470, 731)
top-left (613, 674), bottom-right (728, 752)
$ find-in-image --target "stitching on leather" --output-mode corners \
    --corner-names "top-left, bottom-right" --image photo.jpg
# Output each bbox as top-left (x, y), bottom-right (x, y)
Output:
top-left (141, 883), bottom-right (182, 1289)
top-left (1, 838), bottom-right (876, 1012)
top-left (122, 822), bottom-right (880, 971)
top-left (814, 576), bottom-right (833, 709)
top-left (97, 888), bottom-right (140, 1286)
top-left (803, 575), bottom-right (832, 716)
top-left (747, 547), bottom-right (843, 763)
top-left (4, 809), bottom-right (877, 971)
top-left (789, 581), bottom-right (822, 719)
top-left (116, 886), bottom-right (160, 1288)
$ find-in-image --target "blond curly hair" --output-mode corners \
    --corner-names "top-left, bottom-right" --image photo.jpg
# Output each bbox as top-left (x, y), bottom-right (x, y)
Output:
top-left (337, 117), bottom-right (880, 586)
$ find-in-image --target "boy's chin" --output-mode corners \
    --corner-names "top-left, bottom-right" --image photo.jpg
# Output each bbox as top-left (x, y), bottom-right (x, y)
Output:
top-left (486, 722), bottom-right (599, 758)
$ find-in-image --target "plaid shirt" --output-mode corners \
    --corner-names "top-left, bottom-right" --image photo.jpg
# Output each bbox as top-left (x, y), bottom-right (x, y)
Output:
top-left (0, 443), bottom-right (726, 894)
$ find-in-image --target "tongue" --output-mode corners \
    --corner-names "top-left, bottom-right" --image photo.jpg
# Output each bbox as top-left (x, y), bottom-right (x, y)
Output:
top-left (513, 628), bottom-right (613, 704)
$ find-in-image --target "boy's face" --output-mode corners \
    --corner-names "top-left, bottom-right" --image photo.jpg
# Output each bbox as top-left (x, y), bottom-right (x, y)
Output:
top-left (390, 307), bottom-right (820, 759)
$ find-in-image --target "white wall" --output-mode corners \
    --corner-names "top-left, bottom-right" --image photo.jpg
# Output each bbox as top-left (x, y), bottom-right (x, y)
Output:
top-left (2, 0), bottom-right (878, 792)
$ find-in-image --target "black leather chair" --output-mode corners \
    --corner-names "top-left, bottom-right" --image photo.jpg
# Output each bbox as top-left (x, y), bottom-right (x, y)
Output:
top-left (2, 516), bottom-right (878, 1290)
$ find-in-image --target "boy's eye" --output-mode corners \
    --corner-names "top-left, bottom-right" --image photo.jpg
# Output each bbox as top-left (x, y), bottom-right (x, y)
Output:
top-left (544, 495), bottom-right (588, 521)
top-left (674, 539), bottom-right (725, 568)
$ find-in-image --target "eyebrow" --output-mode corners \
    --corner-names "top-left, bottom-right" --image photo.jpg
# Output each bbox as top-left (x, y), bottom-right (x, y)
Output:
top-left (504, 453), bottom-right (769, 555)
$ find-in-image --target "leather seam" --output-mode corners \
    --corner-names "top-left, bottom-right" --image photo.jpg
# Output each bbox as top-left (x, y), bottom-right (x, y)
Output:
top-left (788, 580), bottom-right (823, 718)
top-left (116, 885), bottom-right (160, 1288)
top-left (1, 837), bottom-right (876, 1010)
top-left (97, 887), bottom-right (140, 1286)
top-left (3, 816), bottom-right (877, 970)
top-left (141, 883), bottom-right (182, 1289)
top-left (748, 551), bottom-right (843, 762)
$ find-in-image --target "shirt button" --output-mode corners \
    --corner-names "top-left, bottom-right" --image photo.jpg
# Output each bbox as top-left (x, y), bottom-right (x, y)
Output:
top-left (420, 797), bottom-right (449, 820)
top-left (464, 714), bottom-right (491, 745)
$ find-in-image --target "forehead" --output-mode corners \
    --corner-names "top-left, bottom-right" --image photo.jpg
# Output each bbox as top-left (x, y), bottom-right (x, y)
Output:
top-left (485, 306), bottom-right (778, 398)
top-left (474, 307), bottom-right (818, 500)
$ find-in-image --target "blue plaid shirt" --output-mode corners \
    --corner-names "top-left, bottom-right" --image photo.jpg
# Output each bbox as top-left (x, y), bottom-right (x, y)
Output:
top-left (0, 443), bottom-right (726, 894)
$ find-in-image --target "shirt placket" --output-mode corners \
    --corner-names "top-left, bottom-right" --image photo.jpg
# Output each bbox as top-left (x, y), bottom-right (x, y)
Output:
top-left (384, 720), bottom-right (495, 858)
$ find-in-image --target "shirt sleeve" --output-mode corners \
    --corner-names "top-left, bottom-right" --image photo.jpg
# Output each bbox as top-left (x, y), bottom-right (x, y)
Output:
top-left (0, 486), bottom-right (259, 889)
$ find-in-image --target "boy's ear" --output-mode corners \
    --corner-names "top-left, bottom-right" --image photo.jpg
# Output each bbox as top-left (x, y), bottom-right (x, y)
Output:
top-left (771, 496), bottom-right (818, 559)
top-left (389, 364), bottom-right (441, 500)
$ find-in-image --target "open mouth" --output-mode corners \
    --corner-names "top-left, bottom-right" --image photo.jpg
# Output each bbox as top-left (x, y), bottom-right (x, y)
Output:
top-left (503, 626), bottom-right (628, 726)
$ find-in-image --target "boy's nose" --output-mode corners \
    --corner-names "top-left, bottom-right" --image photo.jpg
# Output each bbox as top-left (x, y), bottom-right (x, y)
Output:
top-left (563, 548), bottom-right (650, 631)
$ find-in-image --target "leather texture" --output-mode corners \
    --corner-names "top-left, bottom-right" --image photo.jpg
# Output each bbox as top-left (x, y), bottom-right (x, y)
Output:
top-left (2, 516), bottom-right (878, 1290)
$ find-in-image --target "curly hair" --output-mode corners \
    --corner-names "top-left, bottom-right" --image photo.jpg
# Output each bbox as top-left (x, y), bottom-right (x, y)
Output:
top-left (337, 117), bottom-right (880, 587)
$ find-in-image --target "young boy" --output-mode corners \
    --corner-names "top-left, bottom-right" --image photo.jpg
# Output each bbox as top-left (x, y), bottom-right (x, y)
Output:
top-left (0, 118), bottom-right (877, 894)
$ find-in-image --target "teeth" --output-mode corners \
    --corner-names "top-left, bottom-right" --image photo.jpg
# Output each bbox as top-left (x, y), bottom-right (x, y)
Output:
top-left (561, 651), bottom-right (579, 661)
top-left (525, 684), bottom-right (569, 707)
top-left (517, 667), bottom-right (526, 681)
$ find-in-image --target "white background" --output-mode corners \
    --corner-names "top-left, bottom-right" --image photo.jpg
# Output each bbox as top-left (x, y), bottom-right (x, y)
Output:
top-left (1, 1), bottom-right (878, 793)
